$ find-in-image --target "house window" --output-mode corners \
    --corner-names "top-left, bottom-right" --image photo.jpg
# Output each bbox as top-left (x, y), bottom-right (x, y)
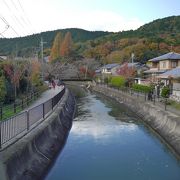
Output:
top-left (162, 62), bottom-right (166, 68)
top-left (172, 61), bottom-right (177, 68)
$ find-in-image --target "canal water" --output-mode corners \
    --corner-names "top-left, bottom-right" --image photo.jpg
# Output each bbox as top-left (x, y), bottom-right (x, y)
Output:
top-left (46, 90), bottom-right (180, 180)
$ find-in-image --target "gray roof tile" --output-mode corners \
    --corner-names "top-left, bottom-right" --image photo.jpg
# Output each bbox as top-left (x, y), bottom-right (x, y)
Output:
top-left (149, 52), bottom-right (180, 62)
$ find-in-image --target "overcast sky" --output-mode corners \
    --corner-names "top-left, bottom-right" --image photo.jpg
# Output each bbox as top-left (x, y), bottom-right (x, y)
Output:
top-left (0, 0), bottom-right (179, 38)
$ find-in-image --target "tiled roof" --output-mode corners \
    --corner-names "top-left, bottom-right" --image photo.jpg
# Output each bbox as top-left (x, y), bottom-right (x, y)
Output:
top-left (102, 63), bottom-right (119, 69)
top-left (149, 52), bottom-right (180, 62)
top-left (160, 67), bottom-right (180, 78)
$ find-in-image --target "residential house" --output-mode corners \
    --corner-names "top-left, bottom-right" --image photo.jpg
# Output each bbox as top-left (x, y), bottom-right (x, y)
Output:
top-left (144, 52), bottom-right (180, 82)
top-left (0, 56), bottom-right (7, 61)
top-left (158, 67), bottom-right (180, 101)
top-left (95, 63), bottom-right (120, 76)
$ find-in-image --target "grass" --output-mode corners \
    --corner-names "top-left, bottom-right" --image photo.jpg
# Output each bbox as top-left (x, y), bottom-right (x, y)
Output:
top-left (1, 95), bottom-right (39, 121)
top-left (1, 85), bottom-right (49, 121)
top-left (169, 100), bottom-right (180, 111)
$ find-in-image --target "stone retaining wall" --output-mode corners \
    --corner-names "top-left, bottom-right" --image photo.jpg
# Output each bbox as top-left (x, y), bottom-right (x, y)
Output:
top-left (92, 85), bottom-right (180, 157)
top-left (0, 88), bottom-right (76, 180)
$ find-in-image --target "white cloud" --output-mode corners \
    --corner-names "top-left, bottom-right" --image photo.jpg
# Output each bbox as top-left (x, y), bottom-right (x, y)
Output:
top-left (0, 0), bottom-right (144, 38)
top-left (33, 9), bottom-right (144, 34)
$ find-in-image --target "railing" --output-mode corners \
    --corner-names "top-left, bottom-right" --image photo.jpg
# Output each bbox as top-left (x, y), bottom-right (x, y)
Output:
top-left (0, 88), bottom-right (65, 149)
top-left (99, 83), bottom-right (180, 116)
top-left (0, 91), bottom-right (39, 121)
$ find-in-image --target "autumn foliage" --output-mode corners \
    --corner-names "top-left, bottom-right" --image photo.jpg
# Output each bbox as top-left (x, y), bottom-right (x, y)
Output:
top-left (0, 60), bottom-right (42, 103)
top-left (50, 32), bottom-right (73, 62)
top-left (116, 62), bottom-right (136, 79)
top-left (79, 66), bottom-right (95, 78)
top-left (50, 32), bottom-right (63, 61)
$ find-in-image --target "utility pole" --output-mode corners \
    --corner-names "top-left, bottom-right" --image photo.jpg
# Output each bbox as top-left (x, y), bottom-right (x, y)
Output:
top-left (131, 53), bottom-right (134, 64)
top-left (40, 37), bottom-right (46, 81)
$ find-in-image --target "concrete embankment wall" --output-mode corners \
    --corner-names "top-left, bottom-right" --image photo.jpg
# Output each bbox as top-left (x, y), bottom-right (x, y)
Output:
top-left (0, 88), bottom-right (76, 180)
top-left (92, 85), bottom-right (180, 156)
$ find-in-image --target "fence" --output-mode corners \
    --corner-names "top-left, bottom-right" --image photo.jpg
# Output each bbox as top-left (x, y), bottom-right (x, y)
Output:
top-left (99, 83), bottom-right (178, 113)
top-left (0, 88), bottom-right (65, 148)
top-left (0, 91), bottom-right (39, 121)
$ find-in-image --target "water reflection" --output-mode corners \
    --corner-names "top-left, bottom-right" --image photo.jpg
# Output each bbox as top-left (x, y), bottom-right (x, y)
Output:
top-left (46, 91), bottom-right (180, 180)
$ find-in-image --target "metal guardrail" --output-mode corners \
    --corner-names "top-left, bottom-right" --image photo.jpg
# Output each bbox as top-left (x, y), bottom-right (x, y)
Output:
top-left (99, 83), bottom-right (174, 112)
top-left (0, 88), bottom-right (65, 148)
top-left (0, 91), bottom-right (39, 121)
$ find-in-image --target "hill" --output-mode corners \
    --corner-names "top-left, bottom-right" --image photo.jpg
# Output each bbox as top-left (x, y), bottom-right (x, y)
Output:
top-left (81, 15), bottom-right (180, 63)
top-left (0, 28), bottom-right (110, 56)
top-left (0, 15), bottom-right (180, 63)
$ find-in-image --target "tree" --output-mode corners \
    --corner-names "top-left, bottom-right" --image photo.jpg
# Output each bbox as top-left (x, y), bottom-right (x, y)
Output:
top-left (0, 76), bottom-right (6, 103)
top-left (50, 32), bottom-right (64, 61)
top-left (116, 62), bottom-right (136, 79)
top-left (60, 32), bottom-right (73, 57)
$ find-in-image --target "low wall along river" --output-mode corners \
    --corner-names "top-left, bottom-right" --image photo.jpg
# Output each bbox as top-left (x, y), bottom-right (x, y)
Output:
top-left (0, 88), bottom-right (76, 180)
top-left (92, 85), bottom-right (180, 157)
top-left (1, 83), bottom-right (180, 180)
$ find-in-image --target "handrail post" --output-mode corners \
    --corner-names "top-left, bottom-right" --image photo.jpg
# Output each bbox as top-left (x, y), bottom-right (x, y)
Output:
top-left (21, 99), bottom-right (24, 109)
top-left (165, 98), bottom-right (167, 110)
top-left (0, 106), bottom-right (2, 120)
top-left (153, 95), bottom-right (155, 105)
top-left (27, 96), bottom-right (28, 106)
top-left (27, 111), bottom-right (30, 131)
top-left (0, 122), bottom-right (2, 149)
top-left (43, 103), bottom-right (45, 119)
top-left (14, 102), bottom-right (16, 113)
top-left (52, 98), bottom-right (54, 110)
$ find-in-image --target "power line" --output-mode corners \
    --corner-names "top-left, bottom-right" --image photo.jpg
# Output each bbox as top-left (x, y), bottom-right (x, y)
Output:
top-left (1, 0), bottom-right (25, 36)
top-left (11, 0), bottom-right (37, 35)
top-left (17, 0), bottom-right (37, 33)
top-left (10, 0), bottom-right (19, 11)
top-left (0, 15), bottom-right (20, 37)
top-left (8, 0), bottom-right (31, 34)
top-left (1, 0), bottom-right (33, 36)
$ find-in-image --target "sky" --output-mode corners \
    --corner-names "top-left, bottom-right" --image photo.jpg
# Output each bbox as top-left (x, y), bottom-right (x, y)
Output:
top-left (0, 0), bottom-right (180, 38)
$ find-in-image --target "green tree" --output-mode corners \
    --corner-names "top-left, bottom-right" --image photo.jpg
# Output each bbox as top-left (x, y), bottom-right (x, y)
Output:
top-left (110, 76), bottom-right (125, 88)
top-left (161, 86), bottom-right (170, 98)
top-left (0, 76), bottom-right (6, 103)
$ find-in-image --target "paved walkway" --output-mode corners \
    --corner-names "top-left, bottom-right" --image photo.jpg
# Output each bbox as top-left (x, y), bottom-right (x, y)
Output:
top-left (24, 86), bottom-right (64, 111)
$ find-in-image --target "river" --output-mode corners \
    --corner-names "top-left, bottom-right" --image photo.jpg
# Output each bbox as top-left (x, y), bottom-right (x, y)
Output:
top-left (46, 90), bottom-right (180, 180)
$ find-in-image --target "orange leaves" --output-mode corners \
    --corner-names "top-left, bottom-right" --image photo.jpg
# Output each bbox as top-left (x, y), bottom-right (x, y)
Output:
top-left (79, 66), bottom-right (95, 78)
top-left (50, 32), bottom-right (64, 61)
top-left (60, 32), bottom-right (73, 57)
top-left (50, 32), bottom-right (73, 61)
top-left (116, 62), bottom-right (136, 79)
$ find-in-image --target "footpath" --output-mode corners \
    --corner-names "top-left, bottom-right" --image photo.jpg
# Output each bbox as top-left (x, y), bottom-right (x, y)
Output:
top-left (24, 86), bottom-right (64, 111)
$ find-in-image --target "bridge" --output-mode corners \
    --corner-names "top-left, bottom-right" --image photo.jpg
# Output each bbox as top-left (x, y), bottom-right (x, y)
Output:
top-left (60, 78), bottom-right (92, 82)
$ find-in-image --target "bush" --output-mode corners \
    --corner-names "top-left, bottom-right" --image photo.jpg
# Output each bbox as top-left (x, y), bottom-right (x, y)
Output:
top-left (0, 76), bottom-right (6, 103)
top-left (132, 84), bottom-right (152, 93)
top-left (161, 86), bottom-right (170, 98)
top-left (110, 76), bottom-right (125, 88)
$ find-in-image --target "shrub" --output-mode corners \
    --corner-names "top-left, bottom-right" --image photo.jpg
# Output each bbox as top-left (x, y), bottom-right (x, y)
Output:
top-left (161, 86), bottom-right (170, 98)
top-left (110, 76), bottom-right (125, 88)
top-left (132, 84), bottom-right (152, 93)
top-left (0, 76), bottom-right (6, 103)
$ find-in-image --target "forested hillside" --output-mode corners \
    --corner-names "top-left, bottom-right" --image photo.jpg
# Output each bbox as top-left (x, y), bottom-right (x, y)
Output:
top-left (82, 16), bottom-right (180, 63)
top-left (0, 28), bottom-right (110, 56)
top-left (0, 15), bottom-right (180, 63)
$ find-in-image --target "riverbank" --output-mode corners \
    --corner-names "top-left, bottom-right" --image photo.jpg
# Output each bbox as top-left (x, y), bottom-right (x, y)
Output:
top-left (92, 84), bottom-right (180, 157)
top-left (0, 88), bottom-right (76, 180)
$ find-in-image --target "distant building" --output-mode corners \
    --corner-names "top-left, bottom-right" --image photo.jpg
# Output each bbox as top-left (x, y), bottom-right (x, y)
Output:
top-left (119, 62), bottom-right (149, 77)
top-left (158, 67), bottom-right (180, 101)
top-left (95, 63), bottom-right (120, 75)
top-left (144, 52), bottom-right (180, 82)
top-left (0, 56), bottom-right (7, 60)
